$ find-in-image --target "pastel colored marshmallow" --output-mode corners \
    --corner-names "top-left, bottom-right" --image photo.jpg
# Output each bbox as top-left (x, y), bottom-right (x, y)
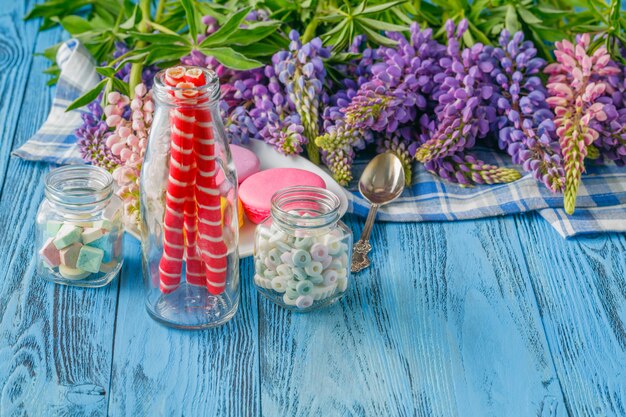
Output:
top-left (82, 227), bottom-right (106, 244)
top-left (238, 168), bottom-right (326, 224)
top-left (87, 236), bottom-right (114, 263)
top-left (59, 242), bottom-right (83, 268)
top-left (53, 224), bottom-right (82, 249)
top-left (46, 220), bottom-right (63, 237)
top-left (59, 264), bottom-right (90, 280)
top-left (76, 246), bottom-right (104, 273)
top-left (39, 237), bottom-right (61, 268)
top-left (92, 219), bottom-right (113, 231)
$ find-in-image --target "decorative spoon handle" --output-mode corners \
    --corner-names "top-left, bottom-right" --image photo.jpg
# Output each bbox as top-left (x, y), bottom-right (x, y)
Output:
top-left (351, 203), bottom-right (379, 273)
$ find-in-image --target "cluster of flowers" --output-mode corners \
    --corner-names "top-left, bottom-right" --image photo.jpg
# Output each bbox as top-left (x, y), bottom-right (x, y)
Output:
top-left (76, 44), bottom-right (155, 225)
top-left (316, 21), bottom-right (626, 213)
top-left (76, 14), bottom-right (626, 223)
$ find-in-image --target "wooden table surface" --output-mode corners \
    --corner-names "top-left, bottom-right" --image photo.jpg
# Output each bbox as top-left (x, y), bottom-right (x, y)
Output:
top-left (1, 2), bottom-right (626, 416)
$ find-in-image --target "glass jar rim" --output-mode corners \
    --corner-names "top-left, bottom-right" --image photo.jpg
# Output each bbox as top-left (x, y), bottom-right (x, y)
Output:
top-left (270, 186), bottom-right (341, 229)
top-left (44, 165), bottom-right (114, 208)
top-left (152, 66), bottom-right (220, 106)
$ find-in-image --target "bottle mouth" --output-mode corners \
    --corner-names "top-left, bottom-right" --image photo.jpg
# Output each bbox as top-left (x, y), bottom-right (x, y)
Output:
top-left (152, 66), bottom-right (220, 106)
top-left (271, 186), bottom-right (341, 228)
top-left (44, 165), bottom-right (113, 208)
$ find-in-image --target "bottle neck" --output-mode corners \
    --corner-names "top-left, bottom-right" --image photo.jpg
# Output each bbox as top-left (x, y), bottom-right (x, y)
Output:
top-left (270, 186), bottom-right (341, 232)
top-left (152, 66), bottom-right (220, 108)
top-left (44, 165), bottom-right (113, 213)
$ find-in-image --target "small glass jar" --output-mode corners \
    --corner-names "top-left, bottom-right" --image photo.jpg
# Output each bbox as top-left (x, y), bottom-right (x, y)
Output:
top-left (253, 186), bottom-right (352, 312)
top-left (36, 165), bottom-right (124, 287)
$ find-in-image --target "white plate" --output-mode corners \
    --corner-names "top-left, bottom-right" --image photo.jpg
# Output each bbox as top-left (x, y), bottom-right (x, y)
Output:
top-left (126, 140), bottom-right (349, 258)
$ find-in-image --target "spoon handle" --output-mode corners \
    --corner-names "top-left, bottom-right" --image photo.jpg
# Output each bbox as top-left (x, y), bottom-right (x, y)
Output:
top-left (351, 203), bottom-right (379, 273)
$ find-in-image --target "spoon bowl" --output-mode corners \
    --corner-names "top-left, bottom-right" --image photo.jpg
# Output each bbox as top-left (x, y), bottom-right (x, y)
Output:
top-left (358, 153), bottom-right (406, 205)
top-left (352, 153), bottom-right (406, 273)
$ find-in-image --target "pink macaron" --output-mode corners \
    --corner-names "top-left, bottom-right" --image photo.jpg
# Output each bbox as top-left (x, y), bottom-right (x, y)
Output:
top-left (217, 144), bottom-right (261, 185)
top-left (239, 168), bottom-right (326, 223)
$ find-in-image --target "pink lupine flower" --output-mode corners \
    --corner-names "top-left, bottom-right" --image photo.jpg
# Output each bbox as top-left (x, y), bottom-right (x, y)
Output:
top-left (545, 34), bottom-right (619, 214)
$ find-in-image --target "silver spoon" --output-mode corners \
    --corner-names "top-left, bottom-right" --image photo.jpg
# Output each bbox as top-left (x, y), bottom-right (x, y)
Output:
top-left (351, 153), bottom-right (406, 273)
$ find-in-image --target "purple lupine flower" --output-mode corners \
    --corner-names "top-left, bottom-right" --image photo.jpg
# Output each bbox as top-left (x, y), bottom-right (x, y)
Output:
top-left (414, 20), bottom-right (495, 163)
top-left (545, 34), bottom-right (620, 213)
top-left (273, 31), bottom-right (330, 163)
top-left (376, 127), bottom-right (415, 185)
top-left (315, 36), bottom-right (378, 184)
top-left (488, 29), bottom-right (565, 192)
top-left (424, 152), bottom-right (522, 185)
top-left (344, 23), bottom-right (446, 136)
top-left (76, 100), bottom-right (121, 171)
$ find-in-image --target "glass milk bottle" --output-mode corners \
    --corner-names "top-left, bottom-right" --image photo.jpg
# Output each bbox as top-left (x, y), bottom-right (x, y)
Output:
top-left (140, 66), bottom-right (240, 329)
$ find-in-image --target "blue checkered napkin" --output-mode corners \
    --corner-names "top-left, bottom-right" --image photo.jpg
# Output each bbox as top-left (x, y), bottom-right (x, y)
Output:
top-left (12, 41), bottom-right (626, 238)
top-left (12, 39), bottom-right (99, 164)
top-left (346, 149), bottom-right (626, 238)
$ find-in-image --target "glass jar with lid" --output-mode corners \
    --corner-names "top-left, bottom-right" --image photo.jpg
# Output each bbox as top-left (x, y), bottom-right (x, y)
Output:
top-left (36, 165), bottom-right (124, 287)
top-left (253, 186), bottom-right (352, 312)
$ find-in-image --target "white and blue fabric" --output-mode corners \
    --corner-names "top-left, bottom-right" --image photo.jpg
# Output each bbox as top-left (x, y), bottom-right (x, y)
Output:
top-left (14, 40), bottom-right (626, 238)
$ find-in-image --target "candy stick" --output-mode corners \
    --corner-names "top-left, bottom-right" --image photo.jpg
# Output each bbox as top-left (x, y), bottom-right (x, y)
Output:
top-left (158, 67), bottom-right (193, 293)
top-left (184, 68), bottom-right (228, 295)
top-left (195, 109), bottom-right (228, 294)
top-left (175, 69), bottom-right (206, 286)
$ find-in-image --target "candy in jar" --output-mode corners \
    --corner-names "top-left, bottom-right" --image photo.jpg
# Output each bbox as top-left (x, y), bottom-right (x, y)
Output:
top-left (36, 165), bottom-right (124, 287)
top-left (253, 186), bottom-right (352, 311)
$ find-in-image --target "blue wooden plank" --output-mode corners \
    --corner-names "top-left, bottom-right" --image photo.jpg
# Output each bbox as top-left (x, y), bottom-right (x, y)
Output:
top-left (0, 0), bottom-right (39, 192)
top-left (0, 8), bottom-right (121, 417)
top-left (514, 213), bottom-right (626, 417)
top-left (107, 239), bottom-right (260, 416)
top-left (258, 215), bottom-right (567, 417)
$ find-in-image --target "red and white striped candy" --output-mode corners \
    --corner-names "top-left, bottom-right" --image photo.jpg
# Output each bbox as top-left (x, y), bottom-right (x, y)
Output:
top-left (194, 105), bottom-right (228, 294)
top-left (184, 67), bottom-right (228, 294)
top-left (158, 67), bottom-right (193, 293)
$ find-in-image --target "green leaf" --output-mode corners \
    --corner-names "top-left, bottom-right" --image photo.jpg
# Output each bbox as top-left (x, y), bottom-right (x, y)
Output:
top-left (536, 5), bottom-right (569, 15)
top-left (505, 5), bottom-right (520, 33)
top-left (111, 77), bottom-right (130, 96)
top-left (199, 46), bottom-right (263, 70)
top-left (37, 43), bottom-right (62, 62)
top-left (25, 0), bottom-right (91, 20)
top-left (357, 23), bottom-right (398, 47)
top-left (361, 0), bottom-right (407, 15)
top-left (129, 32), bottom-right (191, 46)
top-left (66, 79), bottom-right (107, 112)
top-left (95, 66), bottom-right (116, 78)
top-left (180, 0), bottom-right (199, 42)
top-left (120, 5), bottom-right (141, 30)
top-left (517, 8), bottom-right (543, 25)
top-left (226, 21), bottom-right (281, 45)
top-left (145, 45), bottom-right (193, 65)
top-left (199, 7), bottom-right (252, 47)
top-left (59, 15), bottom-right (92, 34)
top-left (232, 42), bottom-right (282, 58)
top-left (357, 16), bottom-right (408, 33)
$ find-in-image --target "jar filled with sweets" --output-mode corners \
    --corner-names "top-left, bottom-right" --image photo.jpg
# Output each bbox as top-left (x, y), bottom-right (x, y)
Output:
top-left (140, 66), bottom-right (240, 329)
top-left (36, 165), bottom-right (124, 287)
top-left (253, 186), bottom-right (352, 312)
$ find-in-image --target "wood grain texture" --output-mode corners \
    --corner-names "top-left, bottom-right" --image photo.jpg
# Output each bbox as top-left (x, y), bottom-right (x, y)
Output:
top-left (0, 0), bottom-right (38, 191)
top-left (514, 213), bottom-right (626, 417)
top-left (2, 1), bottom-right (626, 415)
top-left (107, 240), bottom-right (260, 417)
top-left (258, 216), bottom-right (567, 417)
top-left (0, 15), bottom-right (120, 417)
